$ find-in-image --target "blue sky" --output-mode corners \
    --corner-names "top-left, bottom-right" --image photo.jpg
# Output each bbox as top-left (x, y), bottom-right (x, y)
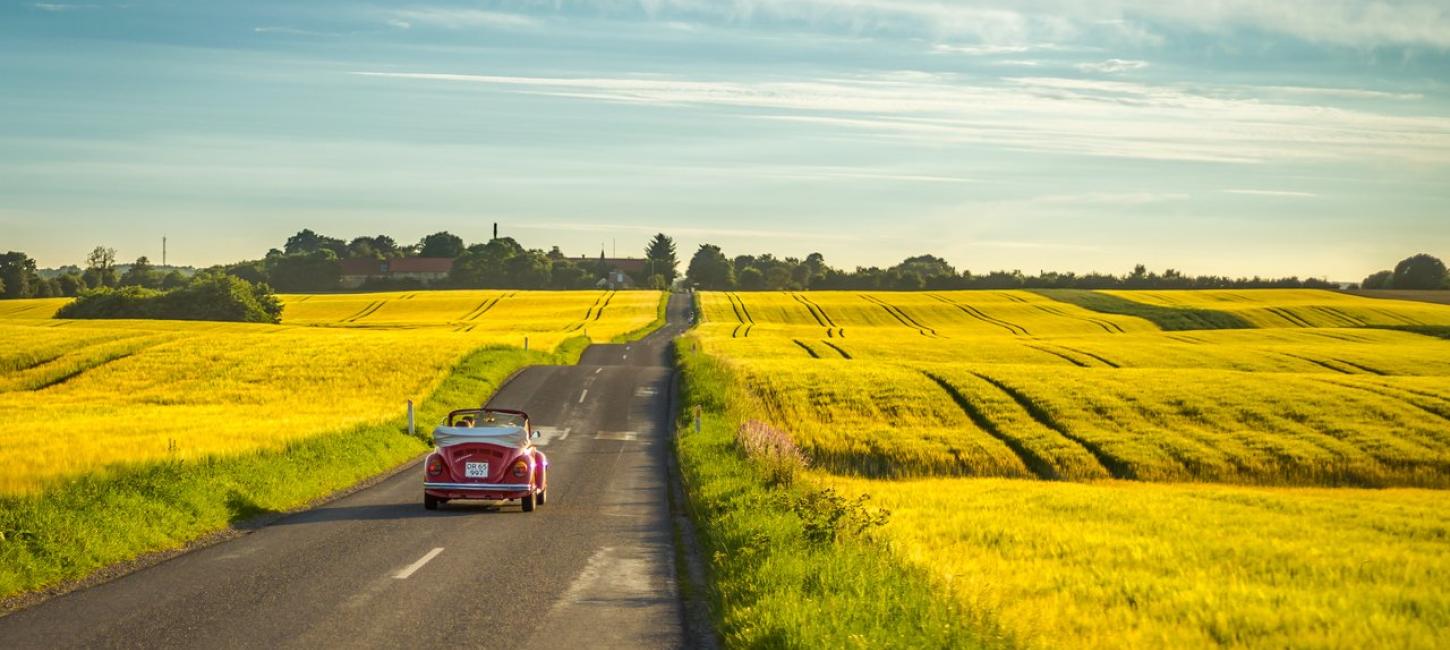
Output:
top-left (3, 1), bottom-right (1448, 280)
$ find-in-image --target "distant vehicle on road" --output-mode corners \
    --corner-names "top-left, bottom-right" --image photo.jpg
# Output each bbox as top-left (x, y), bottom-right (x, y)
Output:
top-left (423, 408), bottom-right (549, 512)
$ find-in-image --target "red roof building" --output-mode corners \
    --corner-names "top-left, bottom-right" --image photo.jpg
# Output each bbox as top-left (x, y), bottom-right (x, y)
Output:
top-left (339, 257), bottom-right (454, 288)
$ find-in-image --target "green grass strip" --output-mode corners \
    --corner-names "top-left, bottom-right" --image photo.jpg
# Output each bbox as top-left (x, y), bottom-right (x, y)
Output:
top-left (0, 337), bottom-right (589, 602)
top-left (1032, 289), bottom-right (1254, 331)
top-left (674, 340), bottom-right (998, 648)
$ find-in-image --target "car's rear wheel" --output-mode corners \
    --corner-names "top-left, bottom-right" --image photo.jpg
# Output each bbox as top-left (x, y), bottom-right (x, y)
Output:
top-left (537, 471), bottom-right (548, 506)
top-left (521, 491), bottom-right (536, 512)
top-left (424, 493), bottom-right (440, 511)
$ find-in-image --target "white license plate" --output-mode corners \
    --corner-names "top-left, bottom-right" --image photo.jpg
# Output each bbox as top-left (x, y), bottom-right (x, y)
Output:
top-left (464, 462), bottom-right (489, 478)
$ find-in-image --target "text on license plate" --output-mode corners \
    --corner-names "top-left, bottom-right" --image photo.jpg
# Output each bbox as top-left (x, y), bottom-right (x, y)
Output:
top-left (465, 462), bottom-right (489, 478)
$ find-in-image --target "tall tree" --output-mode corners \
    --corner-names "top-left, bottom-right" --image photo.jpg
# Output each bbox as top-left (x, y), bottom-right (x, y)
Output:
top-left (450, 237), bottom-right (530, 288)
top-left (120, 255), bottom-right (160, 288)
top-left (686, 244), bottom-right (734, 290)
top-left (419, 231), bottom-right (466, 258)
top-left (0, 251), bottom-right (37, 299)
top-left (284, 229), bottom-right (346, 257)
top-left (644, 233), bottom-right (679, 284)
top-left (82, 246), bottom-right (118, 289)
top-left (1361, 270), bottom-right (1394, 289)
top-left (1392, 254), bottom-right (1447, 289)
top-left (265, 249), bottom-right (341, 292)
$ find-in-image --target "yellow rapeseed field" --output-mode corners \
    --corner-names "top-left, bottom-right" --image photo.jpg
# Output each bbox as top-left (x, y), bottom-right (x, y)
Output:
top-left (827, 475), bottom-right (1450, 650)
top-left (1102, 288), bottom-right (1450, 328)
top-left (695, 288), bottom-right (1450, 648)
top-left (0, 290), bottom-right (662, 494)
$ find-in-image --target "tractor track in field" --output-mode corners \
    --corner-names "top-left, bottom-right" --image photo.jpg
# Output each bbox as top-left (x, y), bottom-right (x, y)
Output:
top-left (792, 340), bottom-right (821, 358)
top-left (819, 340), bottom-right (852, 359)
top-left (1054, 345), bottom-right (1122, 368)
top-left (793, 294), bottom-right (843, 338)
top-left (969, 372), bottom-right (1130, 480)
top-left (790, 294), bottom-right (845, 338)
top-left (1278, 352), bottom-right (1355, 374)
top-left (341, 301), bottom-right (387, 323)
top-left (18, 336), bottom-right (175, 392)
top-left (923, 372), bottom-right (1057, 480)
top-left (1306, 330), bottom-right (1373, 343)
top-left (1025, 345), bottom-right (1092, 368)
top-left (726, 293), bottom-right (754, 338)
top-left (1309, 306), bottom-right (1368, 328)
top-left (1264, 307), bottom-right (1316, 328)
top-left (928, 294), bottom-right (1028, 336)
top-left (594, 290), bottom-right (615, 322)
top-left (860, 295), bottom-right (939, 338)
top-left (567, 291), bottom-right (610, 333)
top-left (460, 292), bottom-right (515, 322)
top-left (1372, 307), bottom-right (1425, 326)
top-left (1031, 303), bottom-right (1126, 334)
top-left (1279, 352), bottom-right (1387, 376)
top-left (1314, 378), bottom-right (1450, 426)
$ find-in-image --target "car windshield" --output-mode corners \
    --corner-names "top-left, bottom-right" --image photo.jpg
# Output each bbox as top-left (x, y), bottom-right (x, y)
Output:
top-left (475, 411), bottom-right (525, 428)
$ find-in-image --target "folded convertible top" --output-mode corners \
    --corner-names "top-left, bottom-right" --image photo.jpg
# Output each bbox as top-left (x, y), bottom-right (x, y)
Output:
top-left (433, 424), bottom-right (528, 449)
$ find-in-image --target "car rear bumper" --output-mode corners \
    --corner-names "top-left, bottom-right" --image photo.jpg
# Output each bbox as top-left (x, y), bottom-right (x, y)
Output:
top-left (424, 482), bottom-right (532, 500)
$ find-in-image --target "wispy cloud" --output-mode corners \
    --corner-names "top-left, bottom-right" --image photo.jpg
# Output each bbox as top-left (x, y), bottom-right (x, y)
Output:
top-left (1263, 86), bottom-right (1423, 101)
top-left (1075, 58), bottom-right (1148, 74)
top-left (540, 0), bottom-right (1450, 49)
top-left (254, 26), bottom-right (337, 37)
top-left (933, 44), bottom-right (1035, 55)
top-left (1224, 189), bottom-right (1320, 198)
top-left (1027, 192), bottom-right (1188, 206)
top-left (33, 2), bottom-right (100, 11)
top-left (351, 70), bottom-right (1450, 165)
top-left (385, 8), bottom-right (540, 29)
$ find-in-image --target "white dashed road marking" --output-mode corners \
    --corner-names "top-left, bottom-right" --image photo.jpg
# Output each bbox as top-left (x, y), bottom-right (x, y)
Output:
top-left (578, 389), bottom-right (588, 403)
top-left (394, 548), bottom-right (444, 579)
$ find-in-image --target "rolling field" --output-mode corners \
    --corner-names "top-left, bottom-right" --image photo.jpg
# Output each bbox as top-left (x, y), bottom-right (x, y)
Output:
top-left (0, 290), bottom-right (662, 494)
top-left (690, 288), bottom-right (1450, 648)
top-left (1099, 289), bottom-right (1450, 329)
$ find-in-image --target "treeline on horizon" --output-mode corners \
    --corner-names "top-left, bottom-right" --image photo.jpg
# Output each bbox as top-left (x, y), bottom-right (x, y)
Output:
top-left (2, 230), bottom-right (1446, 299)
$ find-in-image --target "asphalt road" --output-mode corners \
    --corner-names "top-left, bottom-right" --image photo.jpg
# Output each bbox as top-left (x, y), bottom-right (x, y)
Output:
top-left (0, 293), bottom-right (696, 649)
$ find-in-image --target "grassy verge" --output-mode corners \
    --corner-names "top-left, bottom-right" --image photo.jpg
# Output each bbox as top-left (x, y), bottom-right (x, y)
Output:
top-left (1033, 289), bottom-right (1253, 330)
top-left (0, 336), bottom-right (589, 603)
top-left (674, 338), bottom-right (997, 648)
top-left (610, 291), bottom-right (671, 343)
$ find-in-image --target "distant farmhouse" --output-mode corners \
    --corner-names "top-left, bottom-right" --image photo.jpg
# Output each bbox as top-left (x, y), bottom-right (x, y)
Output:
top-left (588, 257), bottom-right (648, 289)
top-left (339, 257), bottom-right (453, 289)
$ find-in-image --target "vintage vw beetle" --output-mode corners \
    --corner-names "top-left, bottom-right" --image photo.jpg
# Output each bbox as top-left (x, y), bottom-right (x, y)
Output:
top-left (422, 408), bottom-right (549, 512)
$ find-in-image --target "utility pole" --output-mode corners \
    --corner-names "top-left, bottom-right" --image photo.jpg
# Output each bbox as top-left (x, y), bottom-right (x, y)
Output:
top-left (162, 236), bottom-right (167, 267)
top-left (493, 222), bottom-right (498, 241)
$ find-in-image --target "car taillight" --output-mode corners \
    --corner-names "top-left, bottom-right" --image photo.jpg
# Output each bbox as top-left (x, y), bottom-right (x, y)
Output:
top-left (426, 457), bottom-right (444, 477)
top-left (511, 459), bottom-right (529, 478)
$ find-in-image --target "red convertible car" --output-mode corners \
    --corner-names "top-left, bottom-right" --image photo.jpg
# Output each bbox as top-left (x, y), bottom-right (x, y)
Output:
top-left (423, 408), bottom-right (549, 512)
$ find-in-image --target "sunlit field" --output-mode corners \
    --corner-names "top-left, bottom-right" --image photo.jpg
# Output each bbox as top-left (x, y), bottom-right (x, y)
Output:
top-left (1100, 289), bottom-right (1450, 329)
top-left (827, 476), bottom-right (1450, 650)
top-left (0, 290), bottom-right (662, 494)
top-left (693, 289), bottom-right (1450, 648)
